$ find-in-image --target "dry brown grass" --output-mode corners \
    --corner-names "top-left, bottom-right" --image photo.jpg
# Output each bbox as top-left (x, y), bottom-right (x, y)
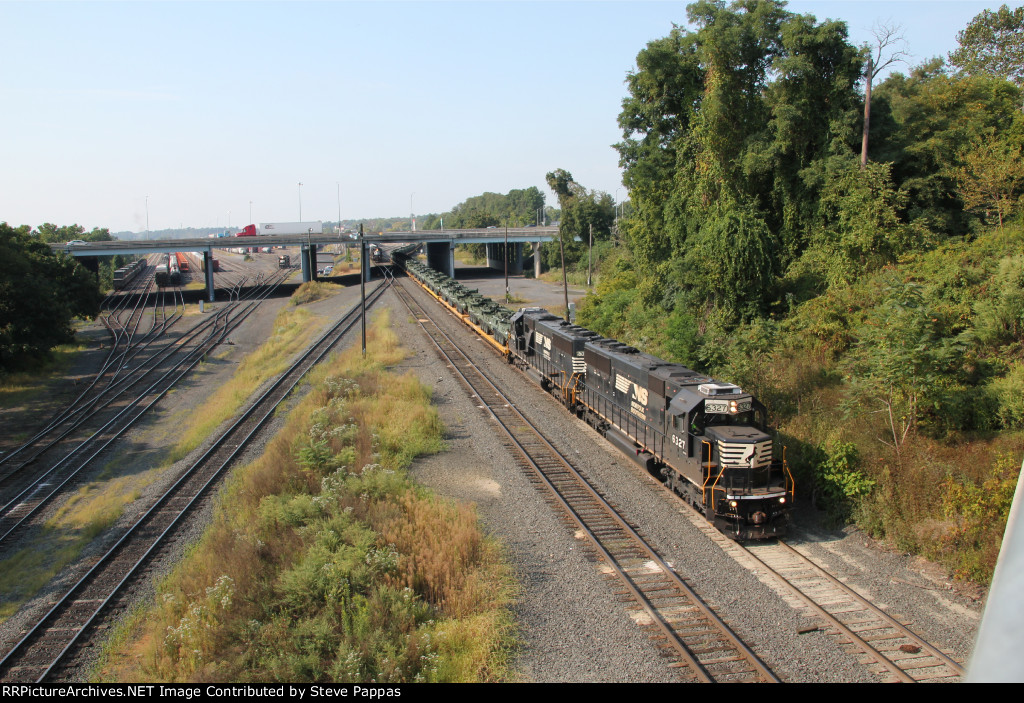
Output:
top-left (95, 310), bottom-right (515, 683)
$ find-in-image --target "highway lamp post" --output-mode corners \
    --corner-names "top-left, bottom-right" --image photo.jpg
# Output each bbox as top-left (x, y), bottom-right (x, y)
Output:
top-left (145, 195), bottom-right (149, 240)
top-left (249, 201), bottom-right (253, 226)
top-left (504, 223), bottom-right (509, 304)
top-left (298, 182), bottom-right (303, 221)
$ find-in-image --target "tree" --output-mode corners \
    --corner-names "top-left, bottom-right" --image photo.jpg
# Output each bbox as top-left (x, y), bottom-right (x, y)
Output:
top-left (948, 4), bottom-right (1024, 86)
top-left (543, 169), bottom-right (615, 271)
top-left (0, 223), bottom-right (102, 371)
top-left (795, 160), bottom-right (933, 289)
top-left (870, 61), bottom-right (1023, 235)
top-left (615, 0), bottom-right (863, 316)
top-left (860, 22), bottom-right (909, 168)
top-left (843, 279), bottom-right (964, 463)
top-left (954, 136), bottom-right (1024, 230)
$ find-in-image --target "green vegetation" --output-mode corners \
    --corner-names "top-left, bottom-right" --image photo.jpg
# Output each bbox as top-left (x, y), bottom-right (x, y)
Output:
top-left (94, 312), bottom-right (514, 682)
top-left (576, 0), bottom-right (1024, 584)
top-left (0, 293), bottom-right (330, 621)
top-left (0, 339), bottom-right (88, 408)
top-left (167, 304), bottom-right (326, 462)
top-left (1, 222), bottom-right (106, 373)
top-left (290, 280), bottom-right (342, 307)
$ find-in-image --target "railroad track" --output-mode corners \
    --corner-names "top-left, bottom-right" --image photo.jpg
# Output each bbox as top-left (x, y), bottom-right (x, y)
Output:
top-left (0, 272), bottom-right (289, 547)
top-left (0, 270), bottom-right (393, 682)
top-left (680, 511), bottom-right (964, 682)
top-left (392, 275), bottom-right (777, 683)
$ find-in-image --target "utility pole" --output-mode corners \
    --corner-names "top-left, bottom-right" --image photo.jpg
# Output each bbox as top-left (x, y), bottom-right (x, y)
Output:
top-left (360, 223), bottom-right (366, 357)
top-left (587, 224), bottom-right (593, 288)
top-left (559, 231), bottom-right (569, 322)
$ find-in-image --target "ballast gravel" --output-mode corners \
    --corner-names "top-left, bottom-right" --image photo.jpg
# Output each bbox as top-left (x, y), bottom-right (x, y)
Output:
top-left (0, 260), bottom-right (984, 683)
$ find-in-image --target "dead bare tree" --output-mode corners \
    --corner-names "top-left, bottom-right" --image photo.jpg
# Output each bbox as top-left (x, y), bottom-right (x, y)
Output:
top-left (861, 22), bottom-right (911, 169)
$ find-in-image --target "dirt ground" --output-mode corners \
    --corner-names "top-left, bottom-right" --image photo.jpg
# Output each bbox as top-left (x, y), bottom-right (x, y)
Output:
top-left (0, 259), bottom-right (991, 682)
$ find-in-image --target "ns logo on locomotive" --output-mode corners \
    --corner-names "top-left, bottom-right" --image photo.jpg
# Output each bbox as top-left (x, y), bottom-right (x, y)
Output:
top-left (393, 245), bottom-right (794, 540)
top-left (508, 308), bottom-right (793, 540)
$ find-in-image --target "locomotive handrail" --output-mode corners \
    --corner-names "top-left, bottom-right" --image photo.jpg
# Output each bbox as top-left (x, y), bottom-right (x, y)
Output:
top-left (701, 439), bottom-right (719, 505)
top-left (783, 446), bottom-right (795, 500)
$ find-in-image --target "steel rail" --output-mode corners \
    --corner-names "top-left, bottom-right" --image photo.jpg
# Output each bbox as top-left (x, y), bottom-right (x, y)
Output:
top-left (391, 276), bottom-right (778, 683)
top-left (0, 272), bottom-right (393, 681)
top-left (0, 273), bottom-right (292, 536)
top-left (740, 539), bottom-right (964, 683)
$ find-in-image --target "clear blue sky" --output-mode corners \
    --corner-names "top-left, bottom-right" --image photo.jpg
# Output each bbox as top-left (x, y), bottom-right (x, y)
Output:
top-left (1, 1), bottom-right (1018, 234)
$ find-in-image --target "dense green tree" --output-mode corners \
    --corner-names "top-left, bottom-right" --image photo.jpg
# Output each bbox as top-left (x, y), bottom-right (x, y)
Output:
top-left (948, 4), bottom-right (1024, 86)
top-left (1, 222), bottom-right (102, 371)
top-left (870, 61), bottom-right (1023, 235)
top-left (442, 188), bottom-right (545, 229)
top-left (842, 278), bottom-right (965, 459)
top-left (616, 0), bottom-right (863, 319)
top-left (790, 160), bottom-right (934, 291)
top-left (678, 200), bottom-right (778, 320)
top-left (953, 135), bottom-right (1024, 230)
top-left (541, 169), bottom-right (615, 271)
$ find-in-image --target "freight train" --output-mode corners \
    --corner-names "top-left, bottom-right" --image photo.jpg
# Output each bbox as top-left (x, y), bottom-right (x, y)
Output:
top-left (154, 254), bottom-right (182, 287)
top-left (174, 252), bottom-right (190, 273)
top-left (392, 244), bottom-right (793, 539)
top-left (112, 259), bottom-right (146, 291)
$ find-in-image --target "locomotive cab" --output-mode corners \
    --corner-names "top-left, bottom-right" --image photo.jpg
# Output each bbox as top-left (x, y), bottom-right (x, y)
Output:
top-left (665, 384), bottom-right (793, 540)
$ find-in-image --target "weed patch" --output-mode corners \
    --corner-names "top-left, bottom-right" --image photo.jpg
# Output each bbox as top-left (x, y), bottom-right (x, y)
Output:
top-left (95, 311), bottom-right (515, 683)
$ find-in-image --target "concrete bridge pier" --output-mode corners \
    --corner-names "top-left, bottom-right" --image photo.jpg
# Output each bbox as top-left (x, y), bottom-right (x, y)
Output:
top-left (203, 250), bottom-right (215, 301)
top-left (485, 242), bottom-right (524, 275)
top-left (300, 244), bottom-right (319, 282)
top-left (426, 241), bottom-right (455, 278)
top-left (360, 240), bottom-right (372, 282)
top-left (300, 244), bottom-right (311, 282)
top-left (533, 242), bottom-right (542, 278)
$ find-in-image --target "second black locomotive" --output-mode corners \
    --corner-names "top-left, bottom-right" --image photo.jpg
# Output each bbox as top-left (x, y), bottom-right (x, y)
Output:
top-left (509, 308), bottom-right (793, 540)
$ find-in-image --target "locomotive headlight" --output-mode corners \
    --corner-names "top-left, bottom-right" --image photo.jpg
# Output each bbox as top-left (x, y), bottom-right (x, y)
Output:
top-left (729, 400), bottom-right (738, 414)
top-left (779, 497), bottom-right (786, 504)
top-left (729, 500), bottom-right (738, 508)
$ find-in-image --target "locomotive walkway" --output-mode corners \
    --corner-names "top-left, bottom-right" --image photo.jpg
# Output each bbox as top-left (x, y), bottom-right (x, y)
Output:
top-left (391, 274), bottom-right (779, 683)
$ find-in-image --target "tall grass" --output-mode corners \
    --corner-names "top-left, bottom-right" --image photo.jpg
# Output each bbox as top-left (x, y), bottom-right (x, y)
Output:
top-left (94, 311), bottom-right (516, 683)
top-left (0, 293), bottom-right (327, 622)
top-left (167, 305), bottom-right (323, 462)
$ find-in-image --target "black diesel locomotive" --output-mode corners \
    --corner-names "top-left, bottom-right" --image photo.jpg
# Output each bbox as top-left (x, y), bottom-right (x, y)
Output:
top-left (393, 246), bottom-right (793, 539)
top-left (509, 308), bottom-right (793, 540)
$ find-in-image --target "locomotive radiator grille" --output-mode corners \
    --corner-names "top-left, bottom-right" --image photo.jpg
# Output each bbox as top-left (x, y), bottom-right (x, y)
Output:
top-left (718, 439), bottom-right (772, 469)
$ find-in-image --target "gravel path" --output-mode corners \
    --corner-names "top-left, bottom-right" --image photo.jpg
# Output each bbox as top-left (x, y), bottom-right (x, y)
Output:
top-left (0, 263), bottom-right (984, 683)
top-left (384, 274), bottom-right (982, 683)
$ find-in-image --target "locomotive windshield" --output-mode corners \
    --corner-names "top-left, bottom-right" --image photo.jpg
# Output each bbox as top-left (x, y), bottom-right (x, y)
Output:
top-left (686, 406), bottom-right (767, 435)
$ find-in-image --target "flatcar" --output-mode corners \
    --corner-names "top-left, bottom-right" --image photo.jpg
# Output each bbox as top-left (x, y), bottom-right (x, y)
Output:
top-left (112, 259), bottom-right (146, 291)
top-left (393, 245), bottom-right (793, 540)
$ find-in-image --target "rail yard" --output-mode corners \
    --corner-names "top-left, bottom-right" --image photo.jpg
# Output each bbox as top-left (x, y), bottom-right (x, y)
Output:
top-left (0, 248), bottom-right (982, 683)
